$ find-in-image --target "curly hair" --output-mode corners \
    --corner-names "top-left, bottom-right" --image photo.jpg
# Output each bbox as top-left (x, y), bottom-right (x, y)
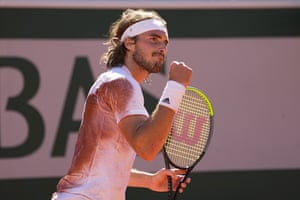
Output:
top-left (100, 9), bottom-right (167, 68)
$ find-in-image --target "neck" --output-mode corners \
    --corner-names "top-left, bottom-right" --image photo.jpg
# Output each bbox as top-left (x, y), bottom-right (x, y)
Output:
top-left (124, 57), bottom-right (149, 84)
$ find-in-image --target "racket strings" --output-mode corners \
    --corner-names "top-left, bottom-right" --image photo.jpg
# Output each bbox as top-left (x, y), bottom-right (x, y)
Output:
top-left (166, 126), bottom-right (210, 167)
top-left (165, 90), bottom-right (211, 168)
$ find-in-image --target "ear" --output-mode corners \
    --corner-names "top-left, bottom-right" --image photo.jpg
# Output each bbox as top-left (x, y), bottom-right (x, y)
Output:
top-left (124, 37), bottom-right (135, 51)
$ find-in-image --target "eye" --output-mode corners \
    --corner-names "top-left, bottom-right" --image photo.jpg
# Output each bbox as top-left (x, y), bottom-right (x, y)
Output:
top-left (150, 36), bottom-right (159, 42)
top-left (146, 33), bottom-right (168, 47)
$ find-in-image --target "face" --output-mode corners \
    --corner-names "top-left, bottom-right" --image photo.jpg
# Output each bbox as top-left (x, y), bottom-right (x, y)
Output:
top-left (132, 30), bottom-right (169, 73)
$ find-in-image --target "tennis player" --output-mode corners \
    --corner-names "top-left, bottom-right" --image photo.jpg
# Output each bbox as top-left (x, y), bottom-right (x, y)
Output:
top-left (51, 8), bottom-right (192, 200)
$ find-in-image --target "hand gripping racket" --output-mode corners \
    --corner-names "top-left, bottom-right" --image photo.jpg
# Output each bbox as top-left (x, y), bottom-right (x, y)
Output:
top-left (163, 86), bottom-right (214, 200)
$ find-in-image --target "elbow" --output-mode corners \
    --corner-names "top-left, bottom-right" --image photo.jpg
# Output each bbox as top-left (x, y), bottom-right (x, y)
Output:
top-left (136, 147), bottom-right (159, 161)
top-left (138, 153), bottom-right (156, 161)
top-left (138, 151), bottom-right (156, 161)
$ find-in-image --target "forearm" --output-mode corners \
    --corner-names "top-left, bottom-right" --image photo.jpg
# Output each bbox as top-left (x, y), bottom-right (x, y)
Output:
top-left (137, 80), bottom-right (186, 151)
top-left (119, 81), bottom-right (186, 160)
top-left (128, 168), bottom-right (189, 193)
top-left (134, 105), bottom-right (175, 159)
top-left (128, 168), bottom-right (153, 189)
top-left (135, 81), bottom-right (186, 159)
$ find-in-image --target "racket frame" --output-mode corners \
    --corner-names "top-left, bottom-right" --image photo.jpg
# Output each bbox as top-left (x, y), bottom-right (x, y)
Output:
top-left (162, 86), bottom-right (214, 200)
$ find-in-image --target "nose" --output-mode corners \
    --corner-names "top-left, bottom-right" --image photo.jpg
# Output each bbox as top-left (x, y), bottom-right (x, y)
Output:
top-left (159, 44), bottom-right (167, 54)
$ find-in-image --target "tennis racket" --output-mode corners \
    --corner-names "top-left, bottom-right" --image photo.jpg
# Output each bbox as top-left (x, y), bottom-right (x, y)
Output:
top-left (163, 86), bottom-right (214, 200)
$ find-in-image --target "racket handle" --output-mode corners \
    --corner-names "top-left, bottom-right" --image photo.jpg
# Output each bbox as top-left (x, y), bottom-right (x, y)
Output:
top-left (173, 169), bottom-right (192, 200)
top-left (173, 178), bottom-right (184, 200)
top-left (163, 150), bottom-right (173, 200)
top-left (167, 175), bottom-right (173, 200)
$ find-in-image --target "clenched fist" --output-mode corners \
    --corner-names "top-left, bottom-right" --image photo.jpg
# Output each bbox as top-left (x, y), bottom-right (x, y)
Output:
top-left (168, 61), bottom-right (192, 87)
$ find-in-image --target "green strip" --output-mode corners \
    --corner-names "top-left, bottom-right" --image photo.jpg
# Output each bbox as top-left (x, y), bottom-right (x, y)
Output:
top-left (1, 8), bottom-right (300, 38)
top-left (0, 169), bottom-right (299, 200)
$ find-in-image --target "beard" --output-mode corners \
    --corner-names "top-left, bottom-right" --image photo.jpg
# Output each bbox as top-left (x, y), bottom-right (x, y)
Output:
top-left (132, 48), bottom-right (164, 73)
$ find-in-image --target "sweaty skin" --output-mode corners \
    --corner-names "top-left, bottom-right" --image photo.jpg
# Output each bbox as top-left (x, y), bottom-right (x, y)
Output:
top-left (56, 67), bottom-right (149, 199)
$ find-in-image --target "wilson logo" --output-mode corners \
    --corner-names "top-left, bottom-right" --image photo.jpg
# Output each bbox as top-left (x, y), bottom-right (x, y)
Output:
top-left (172, 111), bottom-right (206, 145)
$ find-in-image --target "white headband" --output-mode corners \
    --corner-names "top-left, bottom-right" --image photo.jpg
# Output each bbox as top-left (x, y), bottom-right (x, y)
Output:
top-left (120, 18), bottom-right (168, 42)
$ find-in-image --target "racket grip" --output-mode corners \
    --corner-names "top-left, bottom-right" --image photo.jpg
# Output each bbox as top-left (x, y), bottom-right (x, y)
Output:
top-left (173, 178), bottom-right (184, 200)
top-left (173, 171), bottom-right (190, 200)
top-left (167, 175), bottom-right (173, 200)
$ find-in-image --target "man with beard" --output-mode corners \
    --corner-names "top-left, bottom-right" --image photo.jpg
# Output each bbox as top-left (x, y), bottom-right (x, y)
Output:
top-left (52, 9), bottom-right (192, 200)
